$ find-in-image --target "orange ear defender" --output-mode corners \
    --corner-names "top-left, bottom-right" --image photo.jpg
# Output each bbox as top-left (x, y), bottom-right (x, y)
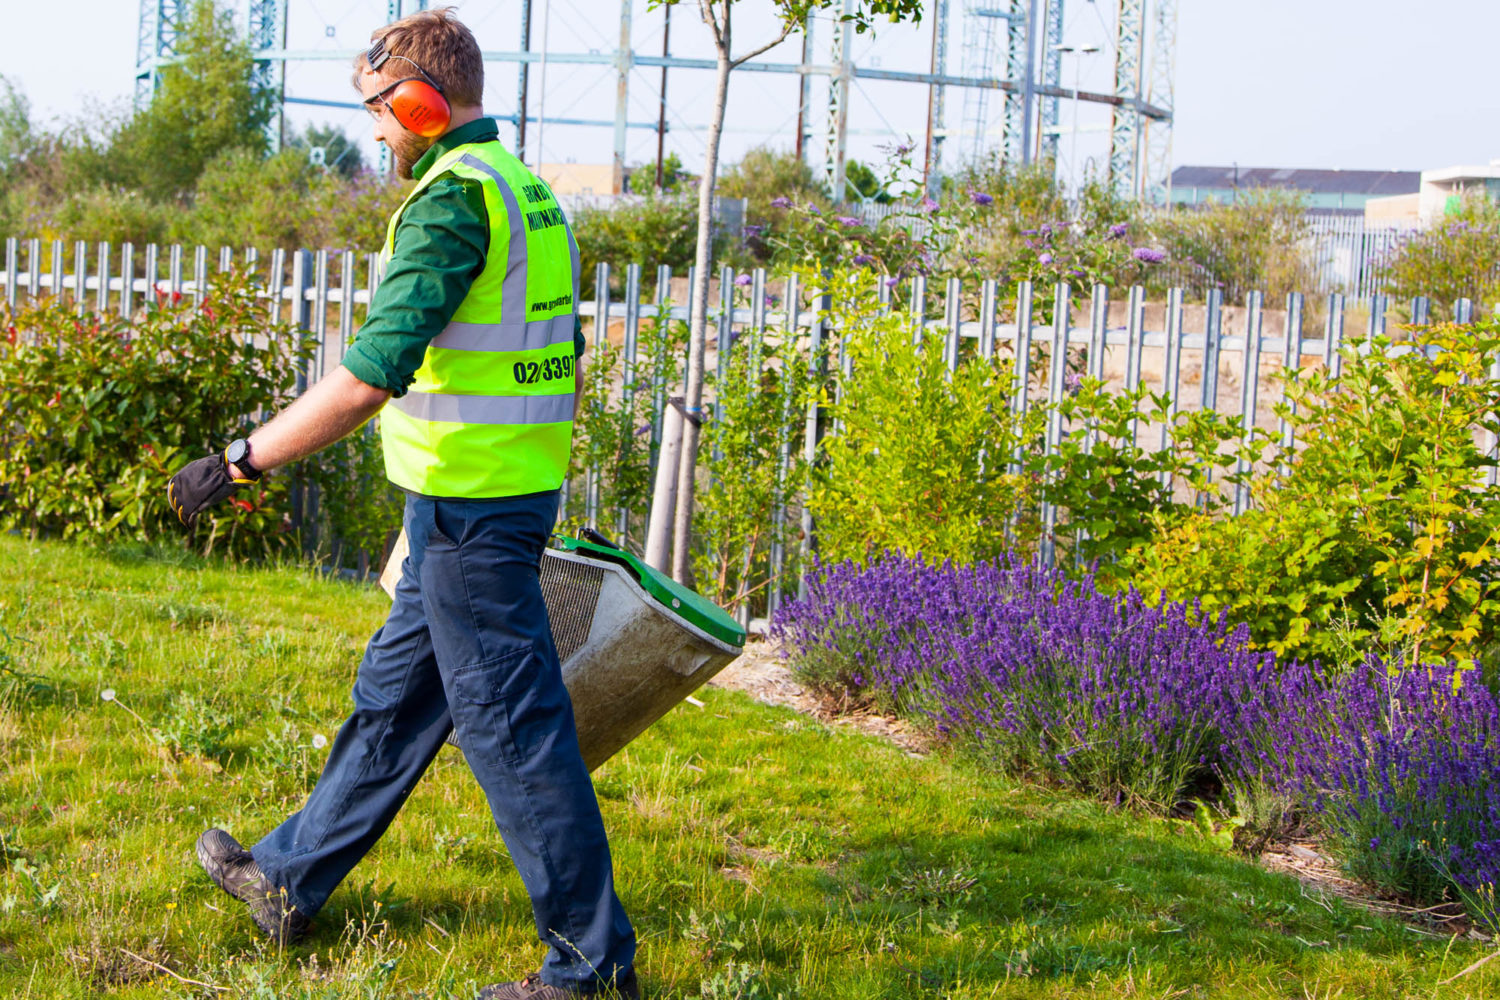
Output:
top-left (366, 38), bottom-right (452, 139)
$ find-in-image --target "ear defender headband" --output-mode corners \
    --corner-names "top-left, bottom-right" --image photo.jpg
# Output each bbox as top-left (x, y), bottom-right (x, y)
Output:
top-left (365, 37), bottom-right (451, 138)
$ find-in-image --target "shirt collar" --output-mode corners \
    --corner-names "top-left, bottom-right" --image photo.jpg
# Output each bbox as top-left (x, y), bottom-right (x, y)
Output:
top-left (412, 118), bottom-right (501, 181)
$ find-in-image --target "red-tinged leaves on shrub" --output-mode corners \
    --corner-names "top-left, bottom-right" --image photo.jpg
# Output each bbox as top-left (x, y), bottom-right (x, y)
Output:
top-left (231, 497), bottom-right (254, 512)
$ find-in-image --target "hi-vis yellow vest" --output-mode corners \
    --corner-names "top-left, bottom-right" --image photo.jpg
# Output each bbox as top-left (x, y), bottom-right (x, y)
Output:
top-left (378, 141), bottom-right (579, 499)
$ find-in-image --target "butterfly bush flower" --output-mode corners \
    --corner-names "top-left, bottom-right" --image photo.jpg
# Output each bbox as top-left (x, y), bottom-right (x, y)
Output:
top-left (1132, 247), bottom-right (1166, 263)
top-left (851, 253), bottom-right (876, 267)
top-left (970, 190), bottom-right (994, 206)
top-left (733, 274), bottom-right (753, 287)
top-left (835, 215), bottom-right (864, 228)
top-left (920, 196), bottom-right (939, 214)
top-left (1108, 222), bottom-right (1129, 239)
top-left (1038, 252), bottom-right (1054, 266)
top-left (770, 196), bottom-right (793, 209)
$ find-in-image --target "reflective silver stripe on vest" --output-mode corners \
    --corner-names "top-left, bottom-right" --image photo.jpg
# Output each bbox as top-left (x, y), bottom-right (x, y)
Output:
top-left (430, 313), bottom-right (575, 353)
top-left (457, 153), bottom-right (529, 331)
top-left (390, 390), bottom-right (574, 425)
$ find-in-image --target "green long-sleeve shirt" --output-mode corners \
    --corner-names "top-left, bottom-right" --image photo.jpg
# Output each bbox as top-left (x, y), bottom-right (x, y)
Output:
top-left (341, 118), bottom-right (585, 397)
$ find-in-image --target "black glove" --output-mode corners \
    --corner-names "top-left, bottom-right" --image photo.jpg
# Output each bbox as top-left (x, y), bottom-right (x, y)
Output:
top-left (167, 452), bottom-right (250, 528)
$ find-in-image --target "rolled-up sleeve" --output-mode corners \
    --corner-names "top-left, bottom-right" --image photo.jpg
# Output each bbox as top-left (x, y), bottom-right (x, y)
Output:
top-left (340, 176), bottom-right (489, 397)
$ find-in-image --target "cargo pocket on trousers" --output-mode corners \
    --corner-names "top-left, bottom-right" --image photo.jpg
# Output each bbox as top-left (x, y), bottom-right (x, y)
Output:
top-left (450, 646), bottom-right (542, 768)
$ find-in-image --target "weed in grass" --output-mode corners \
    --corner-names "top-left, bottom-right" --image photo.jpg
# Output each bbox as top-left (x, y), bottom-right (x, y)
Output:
top-left (253, 720), bottom-right (330, 793)
top-left (152, 691), bottom-right (237, 760)
top-left (432, 828), bottom-right (478, 867)
top-left (889, 866), bottom-right (981, 908)
top-left (3, 857), bottom-right (62, 916)
top-left (691, 960), bottom-right (783, 1000)
top-left (156, 599), bottom-right (225, 629)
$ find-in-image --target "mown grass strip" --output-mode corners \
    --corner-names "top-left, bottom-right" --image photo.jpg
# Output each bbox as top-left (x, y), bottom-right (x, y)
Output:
top-left (0, 535), bottom-right (1491, 998)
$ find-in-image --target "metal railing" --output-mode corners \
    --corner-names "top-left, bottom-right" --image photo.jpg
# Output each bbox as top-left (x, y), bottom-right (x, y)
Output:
top-left (4, 236), bottom-right (1496, 604)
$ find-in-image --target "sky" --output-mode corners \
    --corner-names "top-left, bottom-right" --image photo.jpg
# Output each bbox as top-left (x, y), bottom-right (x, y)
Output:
top-left (3, 0), bottom-right (1498, 187)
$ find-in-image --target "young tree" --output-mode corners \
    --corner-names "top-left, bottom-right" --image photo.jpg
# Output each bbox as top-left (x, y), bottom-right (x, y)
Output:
top-left (110, 0), bottom-right (275, 201)
top-left (643, 0), bottom-right (924, 581)
top-left (289, 122), bottom-right (367, 179)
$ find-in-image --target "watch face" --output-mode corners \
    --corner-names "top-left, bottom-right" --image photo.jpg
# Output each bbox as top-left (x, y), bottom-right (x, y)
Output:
top-left (227, 439), bottom-right (248, 465)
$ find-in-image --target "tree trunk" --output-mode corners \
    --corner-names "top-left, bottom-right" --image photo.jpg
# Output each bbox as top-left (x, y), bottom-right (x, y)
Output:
top-left (668, 38), bottom-right (733, 583)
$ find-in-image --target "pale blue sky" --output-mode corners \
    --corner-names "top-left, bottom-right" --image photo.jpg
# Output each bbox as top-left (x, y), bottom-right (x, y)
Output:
top-left (3, 1), bottom-right (1497, 182)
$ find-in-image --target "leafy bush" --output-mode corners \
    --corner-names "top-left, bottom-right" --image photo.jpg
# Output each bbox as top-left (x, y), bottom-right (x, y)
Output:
top-left (0, 272), bottom-right (304, 555)
top-left (1383, 193), bottom-right (1500, 319)
top-left (804, 266), bottom-right (1247, 573)
top-left (0, 270), bottom-right (396, 567)
top-left (1126, 321), bottom-right (1500, 669)
top-left (572, 192), bottom-right (708, 298)
top-left (1151, 189), bottom-right (1316, 303)
top-left (805, 267), bottom-right (1042, 566)
top-left (694, 315), bottom-right (810, 613)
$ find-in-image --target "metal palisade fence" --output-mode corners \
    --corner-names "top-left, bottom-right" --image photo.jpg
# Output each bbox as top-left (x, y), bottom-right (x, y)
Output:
top-left (4, 236), bottom-right (1498, 606)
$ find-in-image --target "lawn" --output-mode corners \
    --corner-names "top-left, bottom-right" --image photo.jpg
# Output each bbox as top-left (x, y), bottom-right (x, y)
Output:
top-left (0, 534), bottom-right (1492, 998)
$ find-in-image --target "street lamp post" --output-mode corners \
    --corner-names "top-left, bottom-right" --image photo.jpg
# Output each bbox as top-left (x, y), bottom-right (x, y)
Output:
top-left (1052, 43), bottom-right (1100, 196)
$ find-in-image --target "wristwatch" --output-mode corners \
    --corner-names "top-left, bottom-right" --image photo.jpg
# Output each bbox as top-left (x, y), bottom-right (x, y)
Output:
top-left (224, 438), bottom-right (264, 482)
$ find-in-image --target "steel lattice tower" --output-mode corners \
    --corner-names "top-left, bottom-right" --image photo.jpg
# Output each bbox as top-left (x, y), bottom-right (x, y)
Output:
top-left (959, 5), bottom-right (1012, 165)
top-left (1001, 0), bottom-right (1028, 163)
top-left (1038, 0), bottom-right (1064, 164)
top-left (134, 0), bottom-right (187, 106)
top-left (1109, 0), bottom-right (1147, 197)
top-left (1141, 0), bottom-right (1177, 204)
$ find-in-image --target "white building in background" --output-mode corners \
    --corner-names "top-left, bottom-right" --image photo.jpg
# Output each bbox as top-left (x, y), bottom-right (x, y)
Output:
top-left (1365, 162), bottom-right (1500, 226)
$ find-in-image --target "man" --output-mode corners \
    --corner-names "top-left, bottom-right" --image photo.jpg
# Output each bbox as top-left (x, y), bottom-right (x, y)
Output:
top-left (165, 9), bottom-right (638, 998)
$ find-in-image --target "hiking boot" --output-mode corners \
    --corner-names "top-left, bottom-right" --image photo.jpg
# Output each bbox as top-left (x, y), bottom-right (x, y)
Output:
top-left (195, 828), bottom-right (310, 945)
top-left (477, 969), bottom-right (639, 999)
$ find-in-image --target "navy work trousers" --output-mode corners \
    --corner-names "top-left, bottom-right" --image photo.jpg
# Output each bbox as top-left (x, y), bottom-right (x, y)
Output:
top-left (252, 492), bottom-right (636, 991)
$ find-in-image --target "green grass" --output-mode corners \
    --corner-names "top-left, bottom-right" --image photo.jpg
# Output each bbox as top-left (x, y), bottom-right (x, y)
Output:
top-left (0, 533), bottom-right (1492, 999)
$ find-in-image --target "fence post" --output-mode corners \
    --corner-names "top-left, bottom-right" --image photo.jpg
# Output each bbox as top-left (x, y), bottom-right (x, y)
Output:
top-left (1233, 291), bottom-right (1264, 515)
top-left (909, 274), bottom-right (927, 346)
top-left (286, 249), bottom-right (313, 543)
top-left (169, 244), bottom-right (184, 300)
top-left (650, 264), bottom-right (673, 462)
top-left (1324, 292), bottom-right (1345, 379)
top-left (337, 250), bottom-right (357, 364)
top-left (798, 278), bottom-right (829, 601)
top-left (715, 265), bottom-right (734, 393)
top-left (49, 240), bottom-right (63, 300)
top-left (27, 238), bottom-right (41, 301)
top-left (943, 276), bottom-right (961, 371)
top-left (72, 240), bottom-right (87, 317)
top-left (1159, 287), bottom-right (1185, 486)
top-left (193, 245), bottom-right (208, 307)
top-left (1279, 292), bottom-right (1304, 473)
top-left (767, 272), bottom-right (800, 618)
top-left (1038, 283), bottom-right (1072, 568)
top-left (1455, 298), bottom-right (1474, 325)
top-left (620, 263), bottom-right (643, 541)
top-left (978, 279), bottom-right (998, 359)
top-left (219, 246), bottom-right (233, 273)
top-left (1124, 285), bottom-right (1145, 446)
top-left (4, 237), bottom-right (16, 312)
top-left (96, 242), bottom-right (111, 314)
top-left (1200, 288), bottom-right (1223, 414)
top-left (1489, 322), bottom-right (1500, 488)
top-left (587, 262), bottom-right (611, 529)
top-left (1010, 280), bottom-right (1035, 475)
top-left (121, 243), bottom-right (135, 319)
top-left (1410, 296), bottom-right (1429, 327)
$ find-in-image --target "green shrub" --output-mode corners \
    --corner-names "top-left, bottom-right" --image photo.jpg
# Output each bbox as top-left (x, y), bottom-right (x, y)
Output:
top-left (1151, 189), bottom-right (1315, 303)
top-left (694, 315), bottom-right (810, 613)
top-left (1383, 192), bottom-right (1500, 319)
top-left (806, 267), bottom-right (1043, 566)
top-left (572, 191), bottom-right (708, 297)
top-left (1125, 320), bottom-right (1500, 668)
top-left (0, 271), bottom-right (306, 558)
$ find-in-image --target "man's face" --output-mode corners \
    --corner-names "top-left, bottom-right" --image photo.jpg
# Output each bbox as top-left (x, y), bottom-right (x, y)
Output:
top-left (359, 65), bottom-right (432, 180)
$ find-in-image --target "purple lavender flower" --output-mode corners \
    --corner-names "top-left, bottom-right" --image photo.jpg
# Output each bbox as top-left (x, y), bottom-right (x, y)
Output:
top-left (835, 215), bottom-right (864, 228)
top-left (1039, 222), bottom-right (1054, 237)
top-left (742, 224), bottom-right (764, 238)
top-left (1038, 252), bottom-right (1054, 266)
top-left (920, 196), bottom-right (939, 214)
top-left (733, 274), bottom-right (753, 287)
top-left (1064, 370), bottom-right (1083, 394)
top-left (765, 293), bottom-right (781, 308)
top-left (970, 190), bottom-right (994, 206)
top-left (1132, 247), bottom-right (1166, 263)
top-left (1108, 222), bottom-right (1129, 239)
top-left (770, 196), bottom-right (793, 209)
top-left (884, 276), bottom-right (901, 289)
top-left (851, 253), bottom-right (876, 267)
top-left (807, 202), bottom-right (822, 215)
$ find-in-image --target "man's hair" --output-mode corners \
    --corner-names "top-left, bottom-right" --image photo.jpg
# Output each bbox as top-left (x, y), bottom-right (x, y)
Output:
top-left (357, 6), bottom-right (483, 107)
